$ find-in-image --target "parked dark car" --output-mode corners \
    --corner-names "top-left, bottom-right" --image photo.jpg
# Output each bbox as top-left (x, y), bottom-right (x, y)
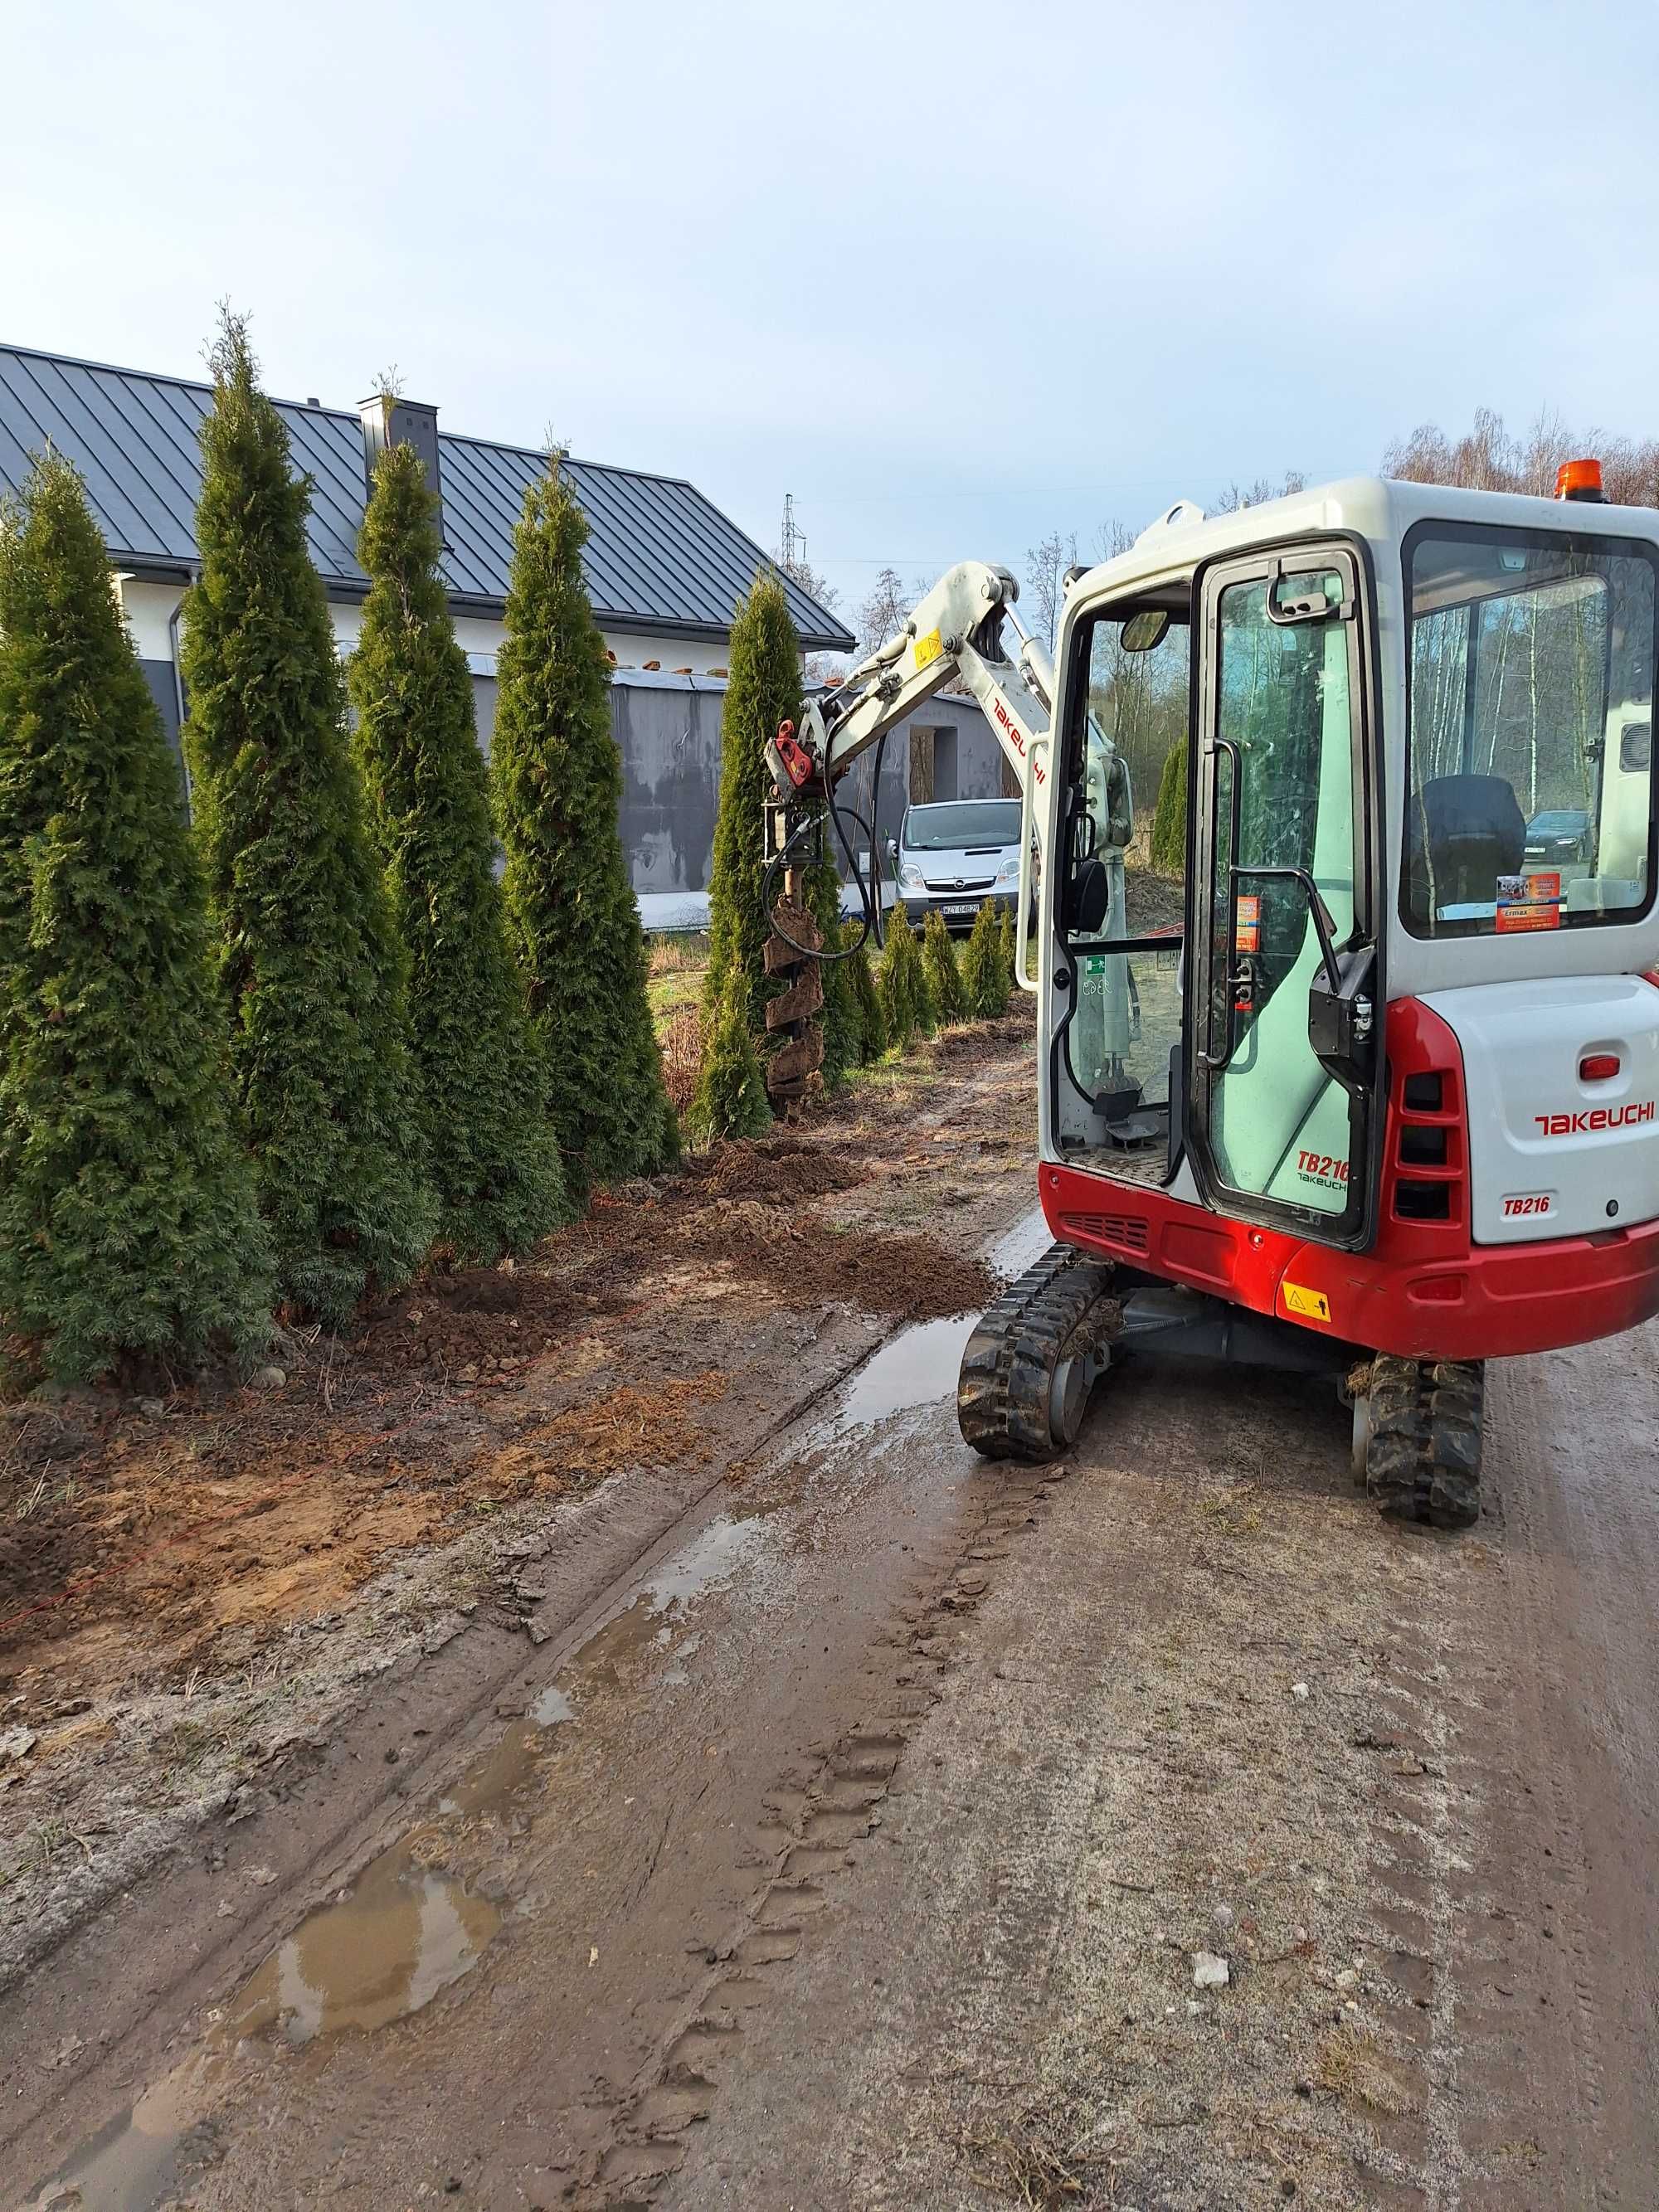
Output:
top-left (1523, 807), bottom-right (1593, 866)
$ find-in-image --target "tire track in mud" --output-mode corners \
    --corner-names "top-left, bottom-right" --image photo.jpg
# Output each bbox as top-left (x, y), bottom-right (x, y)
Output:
top-left (1352, 1335), bottom-right (1657, 2210)
top-left (571, 1464), bottom-right (1072, 2208)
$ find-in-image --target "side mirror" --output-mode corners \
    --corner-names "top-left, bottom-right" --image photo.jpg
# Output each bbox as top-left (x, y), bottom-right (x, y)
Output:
top-left (886, 838), bottom-right (899, 865)
top-left (1063, 855), bottom-right (1111, 936)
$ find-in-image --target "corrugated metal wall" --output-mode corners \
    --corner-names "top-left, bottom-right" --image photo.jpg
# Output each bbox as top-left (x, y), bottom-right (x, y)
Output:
top-left (134, 657), bottom-right (1004, 900)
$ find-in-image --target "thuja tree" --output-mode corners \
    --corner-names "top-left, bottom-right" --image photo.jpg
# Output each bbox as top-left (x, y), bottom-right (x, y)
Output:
top-left (0, 455), bottom-right (271, 1381)
top-left (350, 440), bottom-right (567, 1261)
top-left (922, 909), bottom-right (966, 1023)
top-left (181, 316), bottom-right (435, 1324)
top-left (998, 904), bottom-right (1020, 989)
top-left (1151, 738), bottom-right (1187, 873)
top-left (493, 461), bottom-right (679, 1196)
top-left (690, 975), bottom-right (771, 1142)
top-left (878, 909), bottom-right (928, 1051)
top-left (846, 936), bottom-right (888, 1061)
top-left (703, 571), bottom-right (802, 1039)
top-left (811, 903), bottom-right (859, 1090)
top-left (961, 898), bottom-right (1010, 1019)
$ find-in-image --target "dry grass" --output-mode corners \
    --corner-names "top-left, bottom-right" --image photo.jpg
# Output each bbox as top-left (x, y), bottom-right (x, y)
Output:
top-left (962, 2093), bottom-right (1115, 2208)
top-left (659, 1004), bottom-right (703, 1116)
top-left (646, 931), bottom-right (709, 978)
top-left (1198, 1481), bottom-right (1263, 1537)
top-left (1313, 2026), bottom-right (1418, 2117)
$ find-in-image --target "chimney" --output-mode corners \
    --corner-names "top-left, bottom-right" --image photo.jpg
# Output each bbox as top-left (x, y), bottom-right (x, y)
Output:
top-left (359, 393), bottom-right (444, 534)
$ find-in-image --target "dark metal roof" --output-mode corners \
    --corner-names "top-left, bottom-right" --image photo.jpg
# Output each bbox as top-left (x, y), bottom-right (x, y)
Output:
top-left (0, 343), bottom-right (853, 651)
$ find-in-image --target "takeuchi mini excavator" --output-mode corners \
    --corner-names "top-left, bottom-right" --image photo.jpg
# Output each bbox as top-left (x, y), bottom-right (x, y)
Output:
top-left (766, 462), bottom-right (1659, 1529)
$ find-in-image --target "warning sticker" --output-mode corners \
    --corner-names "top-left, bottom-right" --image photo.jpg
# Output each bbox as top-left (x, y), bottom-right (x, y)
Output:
top-left (1233, 893), bottom-right (1261, 952)
top-left (1496, 870), bottom-right (1562, 934)
top-left (1282, 1281), bottom-right (1334, 1325)
top-left (913, 627), bottom-right (943, 671)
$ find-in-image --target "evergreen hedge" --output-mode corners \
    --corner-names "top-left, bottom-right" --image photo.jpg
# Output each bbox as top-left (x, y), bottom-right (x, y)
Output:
top-left (350, 440), bottom-right (567, 1262)
top-left (961, 899), bottom-right (1010, 1019)
top-left (181, 318), bottom-right (434, 1325)
top-left (0, 453), bottom-right (271, 1383)
top-left (922, 909), bottom-right (966, 1024)
top-left (493, 461), bottom-right (679, 1198)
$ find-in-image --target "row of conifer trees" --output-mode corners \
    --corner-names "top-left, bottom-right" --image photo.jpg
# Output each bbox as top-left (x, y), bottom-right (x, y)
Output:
top-left (0, 316), bottom-right (1025, 1387)
top-left (0, 317), bottom-right (677, 1385)
top-left (691, 566), bottom-right (1022, 1142)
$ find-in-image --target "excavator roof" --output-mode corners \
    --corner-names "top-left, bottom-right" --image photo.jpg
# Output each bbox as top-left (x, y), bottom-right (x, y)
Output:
top-left (1080, 474), bottom-right (1659, 607)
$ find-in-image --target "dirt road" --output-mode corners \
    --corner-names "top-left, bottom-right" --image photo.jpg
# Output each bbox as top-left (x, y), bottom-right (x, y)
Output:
top-left (10, 1189), bottom-right (1659, 2204)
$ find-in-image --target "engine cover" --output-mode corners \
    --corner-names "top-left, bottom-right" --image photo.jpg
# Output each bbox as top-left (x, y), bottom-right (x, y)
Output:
top-left (1423, 975), bottom-right (1659, 1244)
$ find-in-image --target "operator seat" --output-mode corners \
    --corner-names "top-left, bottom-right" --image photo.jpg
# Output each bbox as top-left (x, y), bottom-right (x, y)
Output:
top-left (1406, 773), bottom-right (1526, 925)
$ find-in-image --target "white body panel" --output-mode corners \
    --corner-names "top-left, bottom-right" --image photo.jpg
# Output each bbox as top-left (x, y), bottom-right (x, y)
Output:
top-left (1424, 976), bottom-right (1659, 1242)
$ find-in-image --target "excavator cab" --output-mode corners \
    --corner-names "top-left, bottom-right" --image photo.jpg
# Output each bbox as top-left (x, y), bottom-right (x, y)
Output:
top-left (773, 472), bottom-right (1659, 1527)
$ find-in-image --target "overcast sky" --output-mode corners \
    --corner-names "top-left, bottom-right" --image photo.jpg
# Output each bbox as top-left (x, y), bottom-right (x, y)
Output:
top-left (7, 0), bottom-right (1659, 630)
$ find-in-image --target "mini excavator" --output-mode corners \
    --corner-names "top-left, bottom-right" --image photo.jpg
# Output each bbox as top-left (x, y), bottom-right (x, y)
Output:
top-left (764, 465), bottom-right (1659, 1529)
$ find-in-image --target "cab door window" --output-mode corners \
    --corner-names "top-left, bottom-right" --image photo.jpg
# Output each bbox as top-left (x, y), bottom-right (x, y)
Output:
top-left (1193, 556), bottom-right (1367, 1233)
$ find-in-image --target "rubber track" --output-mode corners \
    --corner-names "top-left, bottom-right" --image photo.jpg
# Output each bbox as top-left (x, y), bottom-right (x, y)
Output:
top-left (1364, 1353), bottom-right (1485, 1530)
top-left (956, 1244), bottom-right (1117, 1462)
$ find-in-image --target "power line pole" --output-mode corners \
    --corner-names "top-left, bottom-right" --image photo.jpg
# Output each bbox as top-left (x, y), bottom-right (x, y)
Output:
top-left (781, 492), bottom-right (801, 571)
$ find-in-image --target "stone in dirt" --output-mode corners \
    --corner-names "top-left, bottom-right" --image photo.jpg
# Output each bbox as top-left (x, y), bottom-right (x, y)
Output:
top-left (1192, 1950), bottom-right (1230, 1989)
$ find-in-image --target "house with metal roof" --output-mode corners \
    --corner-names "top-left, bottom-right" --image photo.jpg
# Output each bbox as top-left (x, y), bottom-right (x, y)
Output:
top-left (0, 343), bottom-right (1007, 916)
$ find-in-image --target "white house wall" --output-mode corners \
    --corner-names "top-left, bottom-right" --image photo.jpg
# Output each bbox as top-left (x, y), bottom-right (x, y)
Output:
top-left (117, 579), bottom-right (741, 683)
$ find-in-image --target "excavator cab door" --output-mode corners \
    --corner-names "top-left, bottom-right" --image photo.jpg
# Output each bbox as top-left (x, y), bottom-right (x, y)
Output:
top-left (1185, 541), bottom-right (1383, 1252)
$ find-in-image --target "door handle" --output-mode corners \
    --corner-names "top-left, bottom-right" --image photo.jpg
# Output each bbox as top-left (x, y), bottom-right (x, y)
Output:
top-left (1198, 735), bottom-right (1243, 1070)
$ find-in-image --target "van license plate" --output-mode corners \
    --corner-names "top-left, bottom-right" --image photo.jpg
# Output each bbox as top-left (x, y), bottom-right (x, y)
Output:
top-left (942, 902), bottom-right (976, 916)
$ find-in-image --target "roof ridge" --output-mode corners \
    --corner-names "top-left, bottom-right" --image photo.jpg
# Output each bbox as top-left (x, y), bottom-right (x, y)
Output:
top-left (0, 341), bottom-right (855, 648)
top-left (0, 343), bottom-right (701, 487)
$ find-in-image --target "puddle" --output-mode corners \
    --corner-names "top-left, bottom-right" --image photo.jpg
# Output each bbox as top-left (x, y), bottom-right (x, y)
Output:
top-left (565, 1592), bottom-right (659, 1688)
top-left (644, 1514), bottom-right (761, 1612)
top-left (826, 1313), bottom-right (978, 1437)
top-left (790, 1209), bottom-right (1048, 1456)
top-left (230, 1861), bottom-right (500, 2047)
top-left (22, 2055), bottom-right (213, 2211)
top-left (27, 1634), bottom-right (591, 2202)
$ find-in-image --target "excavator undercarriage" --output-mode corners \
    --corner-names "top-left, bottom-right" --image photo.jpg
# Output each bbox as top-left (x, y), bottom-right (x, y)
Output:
top-left (954, 1241), bottom-right (1485, 1529)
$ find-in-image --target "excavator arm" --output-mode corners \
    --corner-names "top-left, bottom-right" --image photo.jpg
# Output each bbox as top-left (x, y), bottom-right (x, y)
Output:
top-left (765, 558), bottom-right (1131, 993)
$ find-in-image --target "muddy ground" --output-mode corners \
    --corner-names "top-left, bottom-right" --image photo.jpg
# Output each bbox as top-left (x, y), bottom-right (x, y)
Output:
top-left (7, 975), bottom-right (1659, 2211)
top-left (0, 1009), bottom-right (1031, 1988)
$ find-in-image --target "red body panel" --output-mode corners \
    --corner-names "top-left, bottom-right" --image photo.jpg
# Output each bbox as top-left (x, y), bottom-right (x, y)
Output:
top-left (1043, 996), bottom-right (1659, 1360)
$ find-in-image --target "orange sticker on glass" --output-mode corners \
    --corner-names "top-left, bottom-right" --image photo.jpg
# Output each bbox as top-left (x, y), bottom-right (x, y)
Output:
top-left (1496, 870), bottom-right (1562, 934)
top-left (1234, 893), bottom-right (1261, 952)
